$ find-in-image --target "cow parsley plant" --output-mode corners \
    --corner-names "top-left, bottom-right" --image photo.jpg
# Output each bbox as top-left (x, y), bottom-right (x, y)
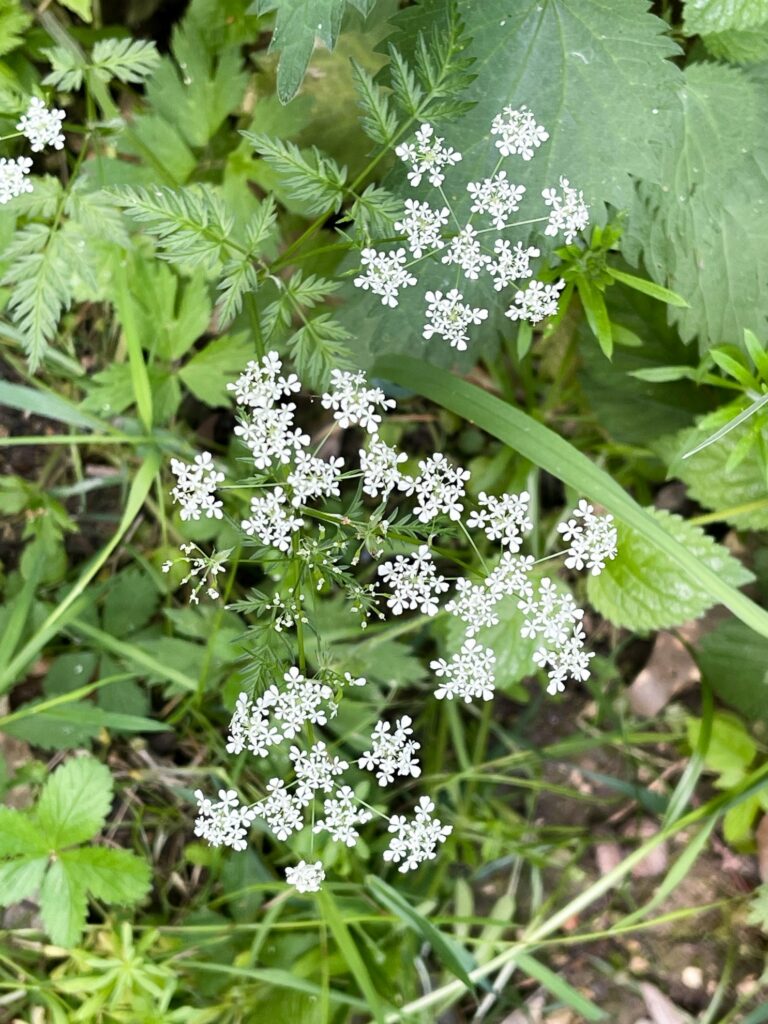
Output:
top-left (171, 353), bottom-right (616, 894)
top-left (0, 97), bottom-right (66, 204)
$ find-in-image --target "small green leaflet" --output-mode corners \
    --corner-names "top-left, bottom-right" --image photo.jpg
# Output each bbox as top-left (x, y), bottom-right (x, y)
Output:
top-left (253, 0), bottom-right (376, 103)
top-left (0, 758), bottom-right (150, 947)
top-left (587, 508), bottom-right (754, 632)
top-left (624, 62), bottom-right (768, 350)
top-left (683, 0), bottom-right (768, 35)
top-left (703, 24), bottom-right (768, 63)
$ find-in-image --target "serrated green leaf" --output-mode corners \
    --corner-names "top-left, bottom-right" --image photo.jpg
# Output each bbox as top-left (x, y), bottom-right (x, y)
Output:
top-left (40, 858), bottom-right (88, 947)
top-left (698, 619), bottom-right (768, 722)
top-left (58, 0), bottom-right (92, 22)
top-left (61, 846), bottom-right (151, 904)
top-left (35, 757), bottom-right (113, 849)
top-left (684, 0), bottom-right (768, 34)
top-left (0, 857), bottom-right (48, 905)
top-left (3, 703), bottom-right (101, 749)
top-left (587, 508), bottom-right (753, 632)
top-left (0, 808), bottom-right (48, 858)
top-left (243, 131), bottom-right (347, 215)
top-left (351, 59), bottom-right (398, 145)
top-left (687, 712), bottom-right (756, 787)
top-left (257, 0), bottom-right (375, 103)
top-left (103, 566), bottom-right (160, 636)
top-left (703, 24), bottom-right (768, 63)
top-left (655, 419), bottom-right (768, 530)
top-left (180, 333), bottom-right (254, 406)
top-left (624, 63), bottom-right (768, 350)
top-left (0, 0), bottom-right (31, 58)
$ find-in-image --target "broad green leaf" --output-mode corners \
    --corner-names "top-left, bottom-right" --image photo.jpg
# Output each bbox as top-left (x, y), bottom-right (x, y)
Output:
top-left (58, 0), bottom-right (92, 21)
top-left (366, 876), bottom-right (476, 990)
top-left (686, 712), bottom-right (756, 787)
top-left (655, 420), bottom-right (768, 530)
top-left (255, 0), bottom-right (376, 103)
top-left (103, 566), bottom-right (160, 636)
top-left (0, 808), bottom-right (48, 857)
top-left (3, 702), bottom-right (167, 749)
top-left (624, 62), bottom-right (768, 350)
top-left (354, 0), bottom-right (680, 364)
top-left (723, 794), bottom-right (761, 845)
top-left (180, 334), bottom-right (254, 406)
top-left (703, 25), bottom-right (768, 63)
top-left (698, 620), bottom-right (768, 722)
top-left (40, 858), bottom-right (88, 947)
top-left (35, 757), bottom-right (113, 849)
top-left (684, 0), bottom-right (768, 34)
top-left (587, 508), bottom-right (753, 632)
top-left (123, 114), bottom-right (196, 184)
top-left (0, 858), bottom-right (48, 905)
top-left (62, 846), bottom-right (151, 904)
top-left (373, 356), bottom-right (768, 640)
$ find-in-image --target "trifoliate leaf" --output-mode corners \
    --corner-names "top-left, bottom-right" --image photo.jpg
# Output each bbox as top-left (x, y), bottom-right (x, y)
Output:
top-left (624, 62), bottom-right (768, 350)
top-left (587, 508), bottom-right (754, 632)
top-left (703, 24), bottom-right (768, 63)
top-left (683, 0), bottom-right (768, 35)
top-left (61, 847), bottom-right (151, 904)
top-left (655, 420), bottom-right (768, 530)
top-left (255, 0), bottom-right (376, 103)
top-left (34, 757), bottom-right (113, 848)
top-left (40, 858), bottom-right (88, 948)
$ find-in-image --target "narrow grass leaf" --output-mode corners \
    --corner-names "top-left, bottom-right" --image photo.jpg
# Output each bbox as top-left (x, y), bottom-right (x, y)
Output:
top-left (317, 889), bottom-right (386, 1024)
top-left (0, 380), bottom-right (106, 431)
top-left (515, 951), bottom-right (607, 1021)
top-left (607, 267), bottom-right (690, 307)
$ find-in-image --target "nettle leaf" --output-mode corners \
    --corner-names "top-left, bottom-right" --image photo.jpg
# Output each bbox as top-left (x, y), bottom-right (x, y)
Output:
top-left (684, 0), bottom-right (768, 34)
top-left (255, 0), bottom-right (376, 103)
top-left (587, 508), bottom-right (754, 632)
top-left (624, 62), bottom-right (768, 350)
top-left (655, 420), bottom-right (768, 531)
top-left (35, 757), bottom-right (113, 848)
top-left (704, 25), bottom-right (768, 63)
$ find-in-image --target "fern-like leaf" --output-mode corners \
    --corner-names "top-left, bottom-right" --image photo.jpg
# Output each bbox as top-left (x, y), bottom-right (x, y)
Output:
top-left (90, 38), bottom-right (160, 84)
top-left (217, 260), bottom-right (258, 327)
top-left (242, 132), bottom-right (347, 214)
top-left (288, 313), bottom-right (351, 388)
top-left (351, 60), bottom-right (398, 145)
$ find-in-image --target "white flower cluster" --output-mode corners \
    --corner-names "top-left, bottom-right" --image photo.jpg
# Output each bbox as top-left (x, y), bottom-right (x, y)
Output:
top-left (0, 98), bottom-right (66, 205)
top-left (356, 107), bottom-right (589, 350)
top-left (176, 355), bottom-right (617, 894)
top-left (161, 542), bottom-right (228, 603)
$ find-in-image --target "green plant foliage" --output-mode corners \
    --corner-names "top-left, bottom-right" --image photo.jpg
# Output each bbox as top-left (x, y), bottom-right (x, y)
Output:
top-left (683, 0), bottom-right (768, 34)
top-left (44, 38), bottom-right (160, 90)
top-left (703, 24), bottom-right (768, 62)
top-left (0, 0), bottom-right (31, 57)
top-left (656, 420), bottom-right (768, 530)
top-left (698, 620), bottom-right (768, 722)
top-left (0, 758), bottom-right (150, 946)
top-left (587, 508), bottom-right (753, 632)
top-left (253, 0), bottom-right (376, 103)
top-left (625, 62), bottom-right (768, 349)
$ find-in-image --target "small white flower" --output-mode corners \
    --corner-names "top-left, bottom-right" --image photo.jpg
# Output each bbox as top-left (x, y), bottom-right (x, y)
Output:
top-left (423, 289), bottom-right (488, 352)
top-left (241, 487), bottom-right (304, 552)
top-left (466, 490), bottom-right (533, 550)
top-left (234, 404), bottom-right (309, 470)
top-left (0, 156), bottom-right (33, 205)
top-left (170, 451), bottom-right (225, 522)
top-left (16, 97), bottom-right (65, 152)
top-left (557, 499), bottom-right (617, 575)
top-left (226, 688), bottom-right (282, 757)
top-left (466, 172), bottom-right (525, 229)
top-left (290, 741), bottom-right (349, 803)
top-left (445, 578), bottom-right (500, 637)
top-left (358, 716), bottom-right (421, 786)
top-left (227, 352), bottom-right (300, 408)
top-left (274, 667), bottom-right (336, 738)
top-left (377, 544), bottom-right (449, 617)
top-left (353, 247), bottom-right (417, 307)
top-left (359, 437), bottom-right (410, 499)
top-left (395, 123), bottom-right (462, 188)
top-left (313, 786), bottom-right (373, 846)
top-left (194, 788), bottom-right (256, 852)
top-left (254, 778), bottom-right (306, 840)
top-left (383, 796), bottom-right (452, 872)
top-left (431, 638), bottom-right (496, 703)
top-left (287, 451), bottom-right (344, 507)
top-left (542, 177), bottom-right (589, 244)
top-left (487, 240), bottom-right (539, 291)
top-left (408, 453), bottom-right (470, 523)
top-left (286, 859), bottom-right (325, 893)
top-left (485, 551), bottom-right (535, 599)
top-left (394, 198), bottom-right (450, 258)
top-left (491, 105), bottom-right (549, 160)
top-left (441, 224), bottom-right (490, 281)
top-left (505, 279), bottom-right (565, 324)
top-left (518, 577), bottom-right (593, 692)
top-left (321, 369), bottom-right (396, 433)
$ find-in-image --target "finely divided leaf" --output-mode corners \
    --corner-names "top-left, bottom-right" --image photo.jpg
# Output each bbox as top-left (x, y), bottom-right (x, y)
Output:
top-left (91, 37), bottom-right (160, 83)
top-left (587, 509), bottom-right (754, 632)
top-left (35, 757), bottom-right (113, 848)
top-left (243, 132), bottom-right (347, 214)
top-left (624, 62), bottom-right (768, 349)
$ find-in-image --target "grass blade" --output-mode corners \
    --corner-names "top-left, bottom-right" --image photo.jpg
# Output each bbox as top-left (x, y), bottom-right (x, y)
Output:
top-left (317, 889), bottom-right (386, 1023)
top-left (515, 951), bottom-right (607, 1021)
top-left (372, 356), bottom-right (768, 640)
